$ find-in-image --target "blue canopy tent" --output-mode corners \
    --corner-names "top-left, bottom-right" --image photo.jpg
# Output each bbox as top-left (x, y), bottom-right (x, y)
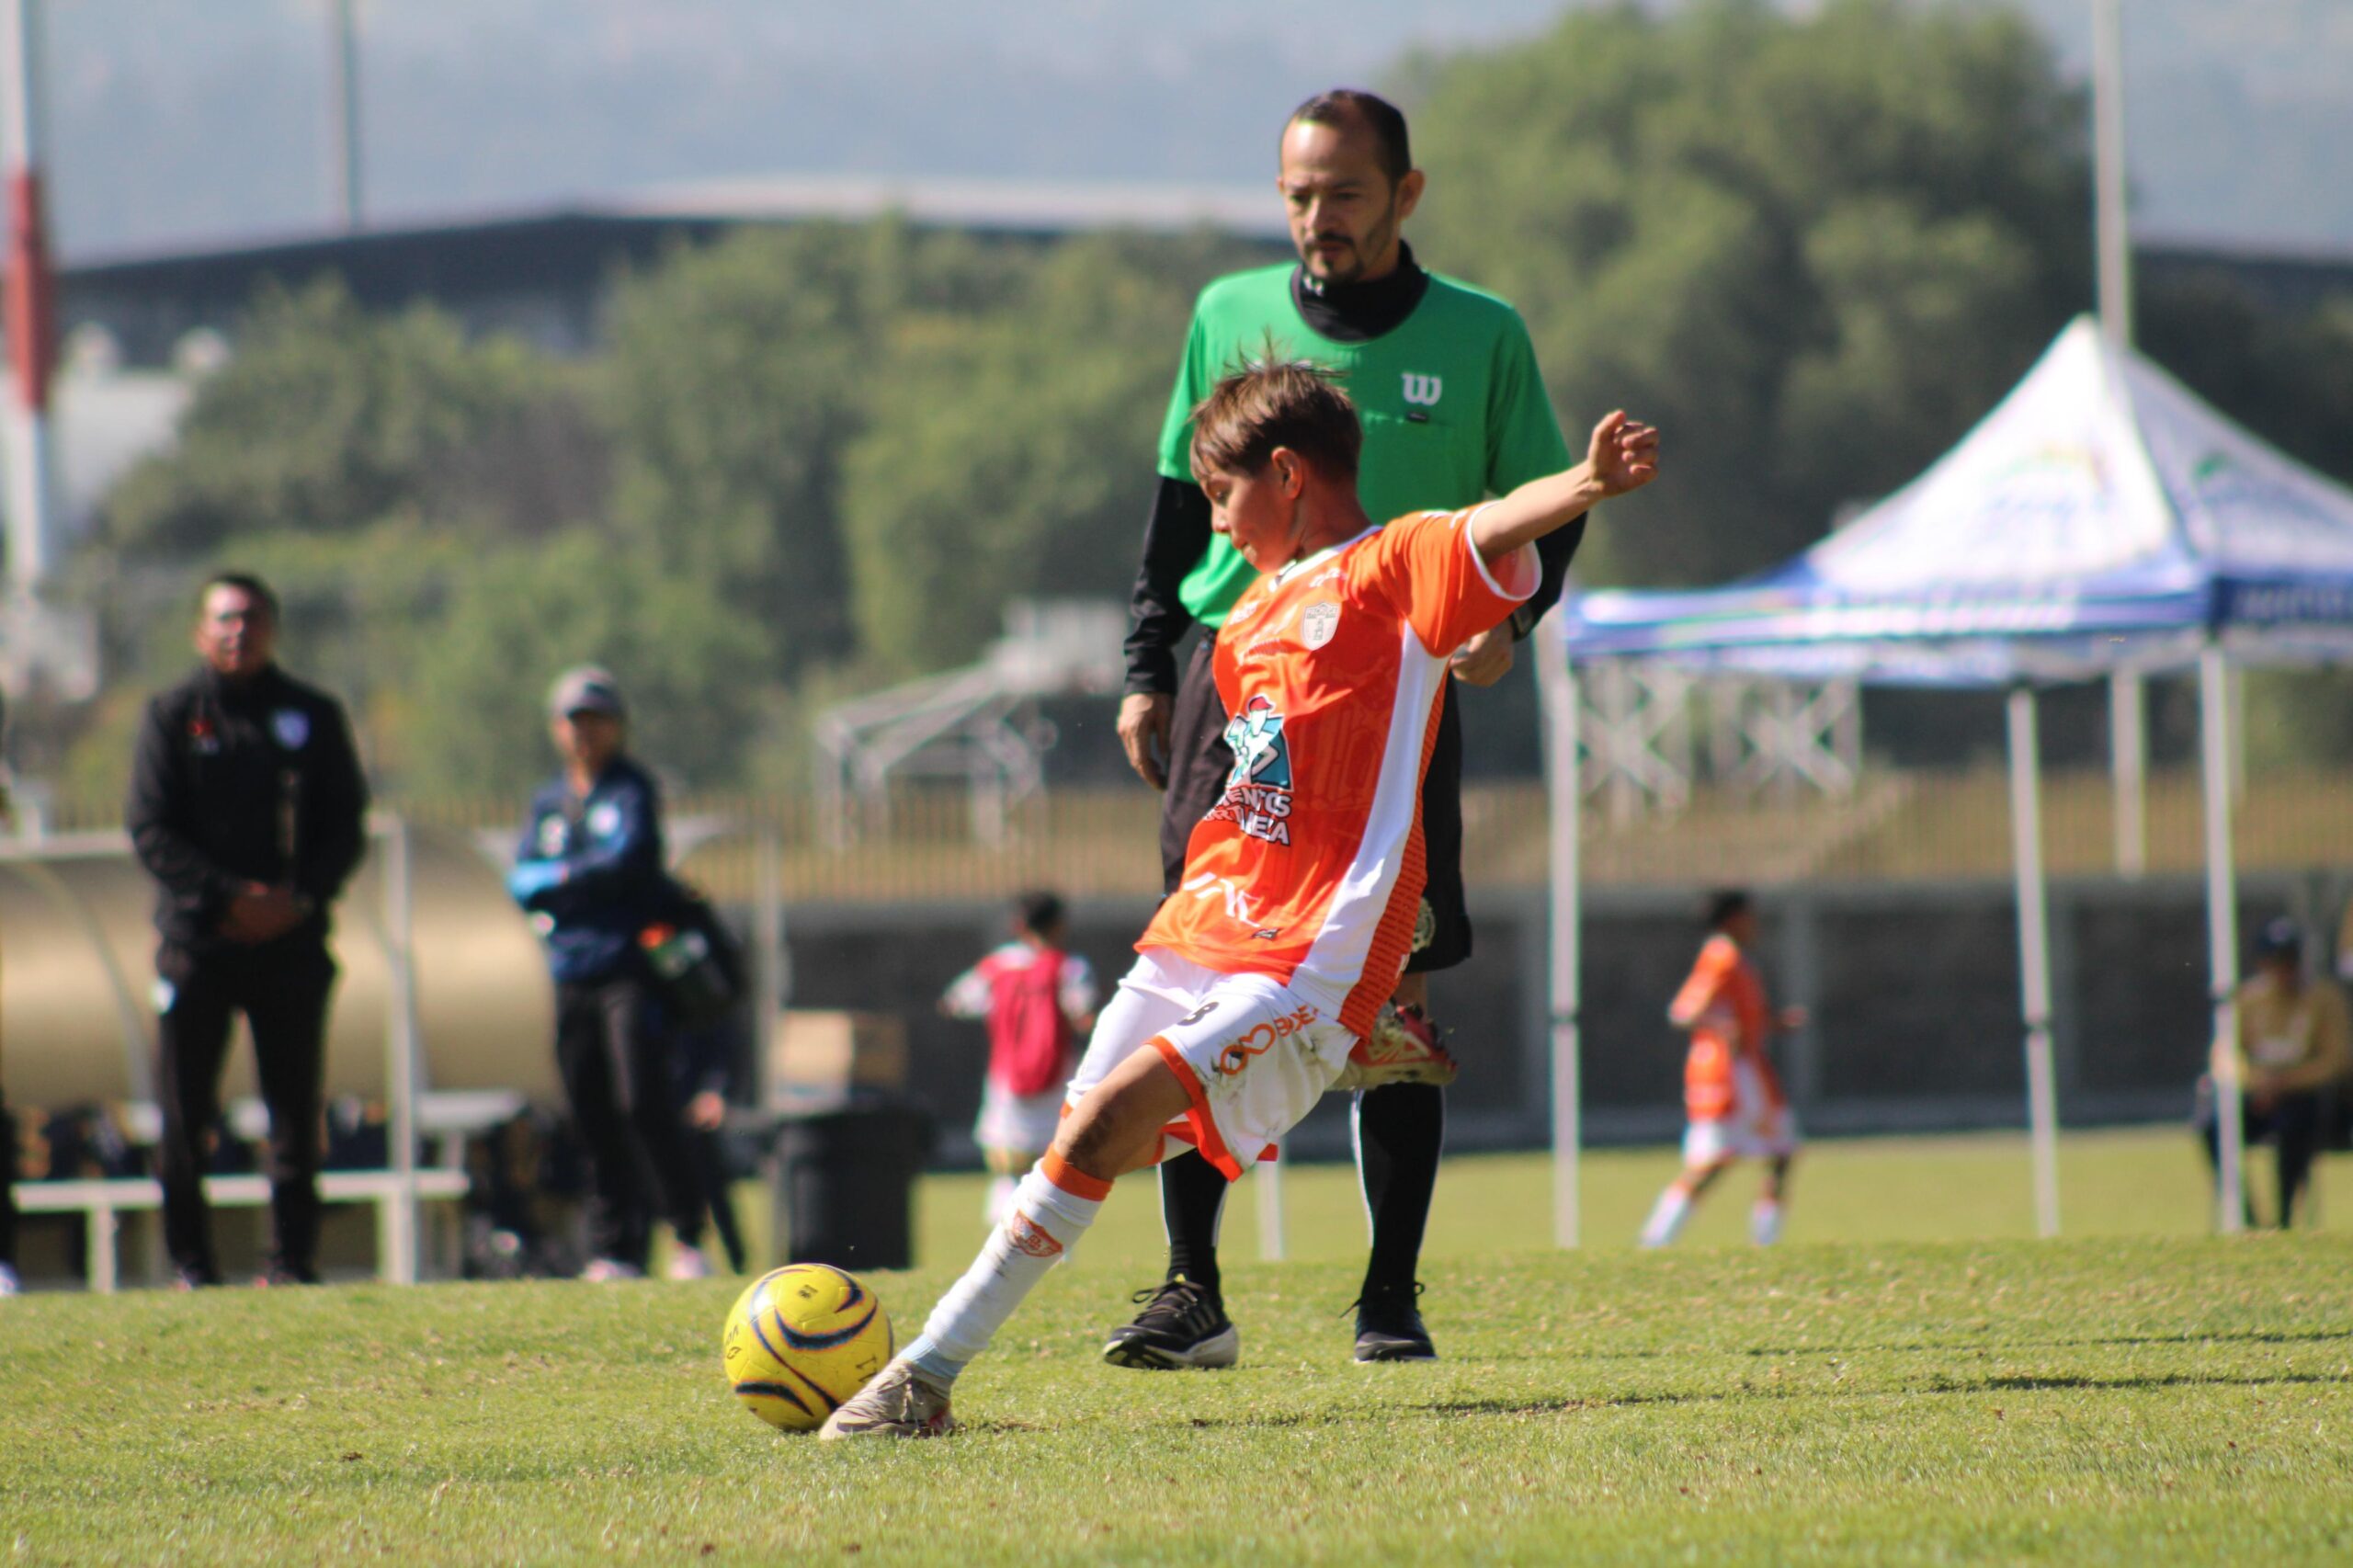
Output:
top-left (1539, 316), bottom-right (2353, 1241)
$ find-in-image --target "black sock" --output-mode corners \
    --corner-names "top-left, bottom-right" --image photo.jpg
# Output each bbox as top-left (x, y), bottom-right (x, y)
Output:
top-left (1158, 1148), bottom-right (1228, 1299)
top-left (1356, 1082), bottom-right (1444, 1298)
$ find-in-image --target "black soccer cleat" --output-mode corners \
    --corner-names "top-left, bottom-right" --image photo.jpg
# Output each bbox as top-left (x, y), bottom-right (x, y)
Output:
top-left (1102, 1275), bottom-right (1240, 1369)
top-left (1351, 1282), bottom-right (1438, 1362)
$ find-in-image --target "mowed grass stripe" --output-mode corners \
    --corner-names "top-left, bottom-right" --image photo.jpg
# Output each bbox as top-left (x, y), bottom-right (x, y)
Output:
top-left (4, 1136), bottom-right (2350, 1563)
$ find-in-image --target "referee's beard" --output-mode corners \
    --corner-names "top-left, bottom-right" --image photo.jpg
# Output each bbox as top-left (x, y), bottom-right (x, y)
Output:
top-left (1302, 197), bottom-right (1404, 289)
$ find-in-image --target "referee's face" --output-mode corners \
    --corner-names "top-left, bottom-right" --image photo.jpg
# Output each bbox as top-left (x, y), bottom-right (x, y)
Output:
top-left (1278, 118), bottom-right (1423, 288)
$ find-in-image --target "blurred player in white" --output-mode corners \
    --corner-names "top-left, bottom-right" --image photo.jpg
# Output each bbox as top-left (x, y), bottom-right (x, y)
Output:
top-left (1640, 890), bottom-right (1804, 1247)
top-left (819, 360), bottom-right (1656, 1437)
top-left (939, 891), bottom-right (1099, 1226)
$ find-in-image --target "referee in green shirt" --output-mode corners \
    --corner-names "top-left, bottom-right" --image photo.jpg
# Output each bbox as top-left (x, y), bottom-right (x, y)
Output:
top-left (1111, 89), bottom-right (1585, 1366)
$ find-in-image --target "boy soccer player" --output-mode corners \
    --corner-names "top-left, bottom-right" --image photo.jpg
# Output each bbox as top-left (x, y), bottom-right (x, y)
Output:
top-left (1639, 890), bottom-right (1804, 1248)
top-left (821, 360), bottom-right (1656, 1438)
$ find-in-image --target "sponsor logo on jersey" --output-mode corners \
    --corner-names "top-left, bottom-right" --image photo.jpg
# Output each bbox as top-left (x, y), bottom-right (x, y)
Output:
top-left (1402, 372), bottom-right (1444, 407)
top-left (1300, 601), bottom-right (1339, 650)
top-left (1223, 695), bottom-right (1289, 790)
top-left (1212, 1004), bottom-right (1321, 1077)
top-left (1183, 872), bottom-right (1260, 926)
top-left (1211, 694), bottom-right (1293, 846)
top-left (1004, 1210), bottom-right (1063, 1258)
top-left (270, 709), bottom-right (311, 750)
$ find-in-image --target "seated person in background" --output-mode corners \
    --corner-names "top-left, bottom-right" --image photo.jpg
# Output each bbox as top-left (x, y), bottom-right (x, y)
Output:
top-left (2199, 916), bottom-right (2352, 1229)
top-left (939, 891), bottom-right (1100, 1228)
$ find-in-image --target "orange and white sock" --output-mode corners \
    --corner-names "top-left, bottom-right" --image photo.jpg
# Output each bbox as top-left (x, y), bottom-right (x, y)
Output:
top-left (906, 1153), bottom-right (1109, 1383)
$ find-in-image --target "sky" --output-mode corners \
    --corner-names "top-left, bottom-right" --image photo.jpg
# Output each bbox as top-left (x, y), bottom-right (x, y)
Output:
top-left (34, 0), bottom-right (2353, 261)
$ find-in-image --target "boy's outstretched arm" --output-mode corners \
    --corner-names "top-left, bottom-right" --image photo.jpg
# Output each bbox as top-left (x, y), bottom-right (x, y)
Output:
top-left (1470, 411), bottom-right (1658, 562)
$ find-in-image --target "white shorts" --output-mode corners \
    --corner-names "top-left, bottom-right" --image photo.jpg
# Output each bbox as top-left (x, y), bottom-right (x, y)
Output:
top-left (1065, 949), bottom-right (1355, 1179)
top-left (973, 1079), bottom-right (1064, 1157)
top-left (1683, 1058), bottom-right (1801, 1165)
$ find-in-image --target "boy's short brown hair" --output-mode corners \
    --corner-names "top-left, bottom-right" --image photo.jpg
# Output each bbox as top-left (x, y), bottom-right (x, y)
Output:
top-left (1188, 358), bottom-right (1362, 483)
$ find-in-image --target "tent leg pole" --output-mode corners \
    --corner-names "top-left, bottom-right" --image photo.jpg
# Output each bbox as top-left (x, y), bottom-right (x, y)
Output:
top-left (2200, 644), bottom-right (2245, 1234)
top-left (1539, 621), bottom-right (1583, 1248)
top-left (2109, 670), bottom-right (2146, 877)
top-left (2006, 687), bottom-right (2061, 1239)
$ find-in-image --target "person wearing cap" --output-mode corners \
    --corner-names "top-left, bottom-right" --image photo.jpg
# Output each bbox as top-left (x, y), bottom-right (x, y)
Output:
top-left (127, 572), bottom-right (369, 1288)
top-left (511, 666), bottom-right (711, 1281)
top-left (2197, 916), bottom-right (2352, 1228)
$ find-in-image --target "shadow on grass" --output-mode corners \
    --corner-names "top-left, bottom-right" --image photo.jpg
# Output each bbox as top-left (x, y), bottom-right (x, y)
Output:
top-left (1154, 1367), bottom-right (2350, 1432)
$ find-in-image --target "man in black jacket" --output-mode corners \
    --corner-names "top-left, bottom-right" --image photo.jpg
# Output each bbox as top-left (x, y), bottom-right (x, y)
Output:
top-left (128, 573), bottom-right (369, 1288)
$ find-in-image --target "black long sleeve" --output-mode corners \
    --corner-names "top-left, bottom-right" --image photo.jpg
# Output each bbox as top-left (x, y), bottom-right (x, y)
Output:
top-left (1510, 514), bottom-right (1588, 640)
top-left (1121, 474), bottom-right (1214, 697)
top-left (126, 696), bottom-right (241, 928)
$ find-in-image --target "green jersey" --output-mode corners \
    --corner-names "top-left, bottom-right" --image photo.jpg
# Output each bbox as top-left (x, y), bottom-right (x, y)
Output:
top-left (1155, 262), bottom-right (1572, 628)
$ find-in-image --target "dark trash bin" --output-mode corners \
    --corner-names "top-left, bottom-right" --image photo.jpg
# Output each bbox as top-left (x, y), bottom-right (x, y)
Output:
top-left (771, 1102), bottom-right (931, 1271)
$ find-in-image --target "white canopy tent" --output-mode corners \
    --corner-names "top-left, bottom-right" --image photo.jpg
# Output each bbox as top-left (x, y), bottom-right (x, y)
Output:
top-left (1542, 315), bottom-right (2353, 1242)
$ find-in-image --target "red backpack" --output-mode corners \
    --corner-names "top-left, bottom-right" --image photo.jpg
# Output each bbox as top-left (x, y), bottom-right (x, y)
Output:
top-left (988, 948), bottom-right (1076, 1097)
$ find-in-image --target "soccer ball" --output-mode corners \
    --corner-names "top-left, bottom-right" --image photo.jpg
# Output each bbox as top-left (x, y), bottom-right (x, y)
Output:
top-left (721, 1262), bottom-right (895, 1432)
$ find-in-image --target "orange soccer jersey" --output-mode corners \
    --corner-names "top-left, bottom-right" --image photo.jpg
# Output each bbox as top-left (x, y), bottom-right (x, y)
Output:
top-left (1139, 508), bottom-right (1537, 1039)
top-left (1668, 933), bottom-right (1786, 1121)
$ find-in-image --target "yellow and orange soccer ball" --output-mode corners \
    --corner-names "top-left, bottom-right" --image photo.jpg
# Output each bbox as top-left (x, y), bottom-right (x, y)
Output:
top-left (720, 1263), bottom-right (894, 1432)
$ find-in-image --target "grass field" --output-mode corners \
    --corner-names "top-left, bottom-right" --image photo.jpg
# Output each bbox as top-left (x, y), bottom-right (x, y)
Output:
top-left (5, 1132), bottom-right (2351, 1564)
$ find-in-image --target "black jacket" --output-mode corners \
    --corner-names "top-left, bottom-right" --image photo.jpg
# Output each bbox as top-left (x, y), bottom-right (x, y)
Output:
top-left (127, 663), bottom-right (369, 952)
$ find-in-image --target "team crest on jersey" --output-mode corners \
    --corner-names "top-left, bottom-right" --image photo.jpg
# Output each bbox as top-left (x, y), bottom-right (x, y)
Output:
top-left (1300, 601), bottom-right (1339, 649)
top-left (270, 709), bottom-right (311, 749)
top-left (1210, 694), bottom-right (1293, 846)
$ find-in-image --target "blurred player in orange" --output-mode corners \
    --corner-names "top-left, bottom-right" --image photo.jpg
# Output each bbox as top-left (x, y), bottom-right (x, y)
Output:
top-left (819, 359), bottom-right (1657, 1437)
top-left (1640, 890), bottom-right (1804, 1247)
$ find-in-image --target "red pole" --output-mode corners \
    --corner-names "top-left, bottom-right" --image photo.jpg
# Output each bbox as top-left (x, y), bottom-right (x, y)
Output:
top-left (4, 165), bottom-right (54, 416)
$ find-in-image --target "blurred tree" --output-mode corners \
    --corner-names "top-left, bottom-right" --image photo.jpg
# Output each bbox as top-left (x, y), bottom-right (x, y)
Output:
top-left (839, 231), bottom-right (1260, 675)
top-left (403, 528), bottom-right (770, 801)
top-left (1405, 0), bottom-right (2091, 586)
top-left (601, 220), bottom-right (1030, 679)
top-left (101, 278), bottom-right (574, 553)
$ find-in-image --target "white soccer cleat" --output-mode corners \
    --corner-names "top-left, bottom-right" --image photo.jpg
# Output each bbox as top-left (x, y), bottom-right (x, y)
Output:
top-left (665, 1244), bottom-right (713, 1281)
top-left (579, 1257), bottom-right (643, 1283)
top-left (0, 1263), bottom-right (18, 1297)
top-left (1333, 1003), bottom-right (1460, 1091)
top-left (818, 1359), bottom-right (958, 1441)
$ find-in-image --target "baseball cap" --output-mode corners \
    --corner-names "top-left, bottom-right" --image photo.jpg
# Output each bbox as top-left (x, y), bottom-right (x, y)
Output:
top-left (548, 665), bottom-right (625, 720)
top-left (2254, 916), bottom-right (2302, 960)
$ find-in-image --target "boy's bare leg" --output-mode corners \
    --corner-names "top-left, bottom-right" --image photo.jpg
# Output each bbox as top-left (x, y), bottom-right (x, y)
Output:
top-left (1751, 1153), bottom-right (1794, 1244)
top-left (1641, 1155), bottom-right (1731, 1247)
top-left (823, 1048), bottom-right (1194, 1438)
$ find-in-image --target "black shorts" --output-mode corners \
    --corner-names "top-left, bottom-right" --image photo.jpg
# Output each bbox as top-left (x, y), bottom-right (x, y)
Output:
top-left (1157, 635), bottom-right (1470, 973)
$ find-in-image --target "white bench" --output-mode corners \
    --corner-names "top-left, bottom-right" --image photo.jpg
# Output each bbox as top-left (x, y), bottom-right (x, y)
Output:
top-left (14, 1169), bottom-right (472, 1292)
top-left (16, 1091), bottom-right (525, 1290)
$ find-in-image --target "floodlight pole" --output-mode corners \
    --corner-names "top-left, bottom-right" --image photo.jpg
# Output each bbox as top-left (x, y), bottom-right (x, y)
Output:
top-left (2093, 0), bottom-right (2147, 877)
top-left (327, 0), bottom-right (363, 230)
top-left (2006, 687), bottom-right (2062, 1238)
top-left (1538, 620), bottom-right (1583, 1248)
